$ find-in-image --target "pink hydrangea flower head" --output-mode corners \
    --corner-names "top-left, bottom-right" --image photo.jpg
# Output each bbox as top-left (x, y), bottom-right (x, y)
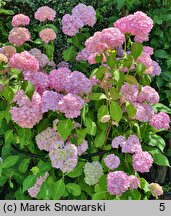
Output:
top-left (65, 71), bottom-right (92, 95)
top-left (62, 14), bottom-right (84, 36)
top-left (76, 48), bottom-right (90, 61)
top-left (104, 154), bottom-right (120, 170)
top-left (133, 151), bottom-right (153, 173)
top-left (112, 135), bottom-right (126, 148)
top-left (120, 83), bottom-right (139, 103)
top-left (39, 28), bottom-right (56, 44)
top-left (149, 183), bottom-right (163, 198)
top-left (8, 27), bottom-right (31, 46)
top-left (49, 142), bottom-right (78, 173)
top-left (100, 27), bottom-right (125, 50)
top-left (57, 93), bottom-right (84, 118)
top-left (137, 86), bottom-right (159, 104)
top-left (41, 90), bottom-right (63, 113)
top-left (29, 48), bottom-right (49, 68)
top-left (12, 14), bottom-right (30, 27)
top-left (0, 45), bottom-right (16, 59)
top-left (49, 67), bottom-right (71, 92)
top-left (28, 172), bottom-right (49, 198)
top-left (85, 31), bottom-right (107, 54)
top-left (24, 70), bottom-right (49, 94)
top-left (133, 102), bottom-right (154, 122)
top-left (114, 11), bottom-right (153, 42)
top-left (0, 53), bottom-right (8, 64)
top-left (34, 6), bottom-right (56, 22)
top-left (72, 3), bottom-right (96, 27)
top-left (137, 46), bottom-right (153, 68)
top-left (129, 175), bottom-right (140, 190)
top-left (122, 135), bottom-right (142, 154)
top-left (84, 161), bottom-right (103, 185)
top-left (57, 61), bottom-right (69, 68)
top-left (10, 51), bottom-right (39, 72)
top-left (107, 171), bottom-right (130, 196)
top-left (151, 61), bottom-right (161, 77)
top-left (77, 139), bottom-right (88, 155)
top-left (150, 112), bottom-right (170, 130)
top-left (36, 127), bottom-right (64, 151)
top-left (10, 90), bottom-right (42, 128)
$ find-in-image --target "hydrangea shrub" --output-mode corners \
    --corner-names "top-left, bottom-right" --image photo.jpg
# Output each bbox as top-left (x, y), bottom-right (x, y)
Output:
top-left (0, 3), bottom-right (171, 200)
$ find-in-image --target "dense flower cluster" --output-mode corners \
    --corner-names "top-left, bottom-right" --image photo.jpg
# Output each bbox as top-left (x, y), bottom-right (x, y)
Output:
top-left (39, 28), bottom-right (56, 44)
top-left (10, 90), bottom-right (42, 128)
top-left (132, 151), bottom-right (153, 173)
top-left (149, 183), bottom-right (163, 198)
top-left (35, 127), bottom-right (63, 151)
top-left (28, 172), bottom-right (49, 198)
top-left (120, 83), bottom-right (139, 103)
top-left (34, 6), bottom-right (56, 22)
top-left (129, 175), bottom-right (140, 190)
top-left (0, 45), bottom-right (16, 59)
top-left (12, 14), bottom-right (30, 27)
top-left (137, 86), bottom-right (159, 104)
top-left (121, 135), bottom-right (142, 154)
top-left (29, 48), bottom-right (50, 68)
top-left (104, 154), bottom-right (120, 170)
top-left (62, 3), bottom-right (96, 36)
top-left (112, 136), bottom-right (126, 149)
top-left (77, 139), bottom-right (88, 155)
top-left (107, 171), bottom-right (130, 196)
top-left (84, 161), bottom-right (103, 185)
top-left (49, 142), bottom-right (78, 173)
top-left (114, 11), bottom-right (153, 42)
top-left (150, 112), bottom-right (171, 130)
top-left (8, 27), bottom-right (31, 46)
top-left (10, 51), bottom-right (39, 72)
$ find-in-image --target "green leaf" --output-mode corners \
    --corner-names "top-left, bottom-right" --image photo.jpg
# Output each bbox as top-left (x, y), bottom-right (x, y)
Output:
top-left (18, 128), bottom-right (32, 148)
top-left (95, 54), bottom-right (103, 63)
top-left (155, 50), bottom-right (170, 59)
top-left (33, 38), bottom-right (43, 44)
top-left (84, 118), bottom-right (96, 136)
top-left (94, 66), bottom-right (106, 80)
top-left (126, 102), bottom-right (137, 118)
top-left (128, 190), bottom-right (141, 200)
top-left (38, 161), bottom-right (52, 173)
top-left (52, 179), bottom-right (65, 199)
top-left (139, 178), bottom-right (150, 192)
top-left (148, 134), bottom-right (166, 152)
top-left (63, 46), bottom-right (76, 61)
top-left (46, 24), bottom-right (58, 33)
top-left (0, 9), bottom-right (14, 15)
top-left (1, 86), bottom-right (14, 102)
top-left (94, 130), bottom-right (106, 148)
top-left (57, 119), bottom-right (73, 140)
top-left (92, 191), bottom-right (107, 200)
top-left (110, 101), bottom-right (122, 123)
top-left (23, 175), bottom-right (37, 192)
top-left (109, 87), bottom-right (120, 100)
top-left (106, 55), bottom-right (116, 69)
top-left (5, 130), bottom-right (14, 145)
top-left (22, 80), bottom-right (34, 100)
top-left (67, 162), bottom-right (85, 178)
top-left (37, 182), bottom-right (52, 200)
top-left (3, 155), bottom-right (19, 169)
top-left (125, 75), bottom-right (138, 85)
top-left (136, 62), bottom-right (146, 75)
top-left (97, 105), bottom-right (108, 122)
top-left (152, 103), bottom-right (171, 114)
top-left (66, 183), bottom-right (81, 196)
top-left (45, 43), bottom-right (54, 60)
top-left (151, 152), bottom-right (170, 167)
top-left (18, 158), bottom-right (30, 173)
top-left (90, 93), bottom-right (107, 101)
top-left (131, 42), bottom-right (143, 60)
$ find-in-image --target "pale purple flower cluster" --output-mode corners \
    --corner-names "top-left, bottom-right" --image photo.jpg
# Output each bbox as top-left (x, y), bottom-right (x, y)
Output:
top-left (107, 171), bottom-right (130, 196)
top-left (8, 27), bottom-right (31, 46)
top-left (132, 151), bottom-right (153, 173)
top-left (10, 90), bottom-right (42, 128)
top-left (29, 48), bottom-right (50, 68)
top-left (72, 3), bottom-right (96, 27)
top-left (133, 103), bottom-right (154, 122)
top-left (84, 161), bottom-right (103, 185)
top-left (114, 11), bottom-right (153, 42)
top-left (28, 172), bottom-right (49, 198)
top-left (49, 142), bottom-right (78, 173)
top-left (120, 83), bottom-right (139, 103)
top-left (57, 93), bottom-right (84, 118)
top-left (34, 6), bottom-right (56, 22)
top-left (104, 154), bottom-right (120, 170)
top-left (39, 28), bottom-right (56, 44)
top-left (137, 86), bottom-right (159, 104)
top-left (24, 70), bottom-right (49, 94)
top-left (151, 61), bottom-right (161, 77)
top-left (77, 139), bottom-right (88, 155)
top-left (112, 135), bottom-right (126, 148)
top-left (12, 14), bottom-right (30, 27)
top-left (10, 51), bottom-right (39, 72)
top-left (121, 135), bottom-right (142, 154)
top-left (36, 127), bottom-right (63, 151)
top-left (41, 90), bottom-right (63, 113)
top-left (57, 61), bottom-right (69, 69)
top-left (62, 3), bottom-right (96, 36)
top-left (76, 48), bottom-right (90, 61)
top-left (150, 112), bottom-right (170, 130)
top-left (129, 175), bottom-right (140, 190)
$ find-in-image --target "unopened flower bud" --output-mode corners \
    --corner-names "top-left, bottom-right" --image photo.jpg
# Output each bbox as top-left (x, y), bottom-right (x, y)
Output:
top-left (149, 183), bottom-right (163, 198)
top-left (101, 115), bottom-right (110, 123)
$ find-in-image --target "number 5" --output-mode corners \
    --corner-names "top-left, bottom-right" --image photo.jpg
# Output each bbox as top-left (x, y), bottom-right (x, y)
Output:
top-left (159, 203), bottom-right (165, 211)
